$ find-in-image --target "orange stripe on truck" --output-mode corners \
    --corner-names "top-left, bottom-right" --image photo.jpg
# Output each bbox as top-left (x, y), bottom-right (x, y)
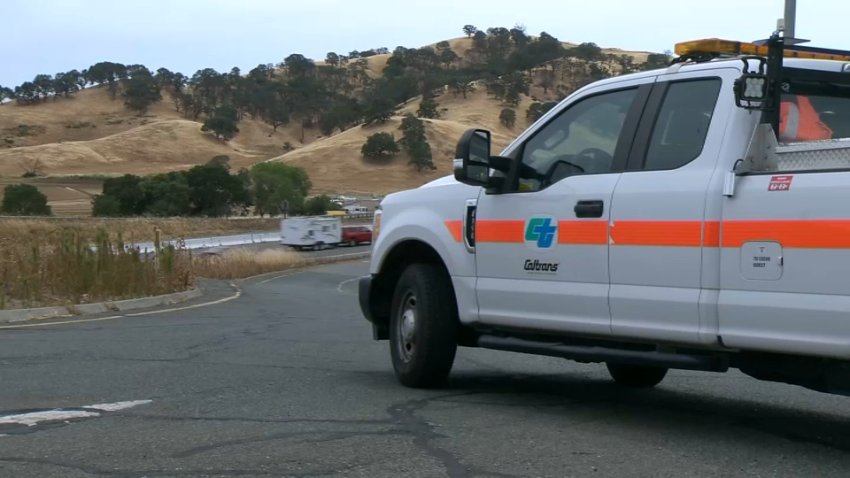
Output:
top-left (611, 221), bottom-right (703, 247)
top-left (558, 220), bottom-right (608, 245)
top-left (444, 220), bottom-right (463, 242)
top-left (476, 220), bottom-right (525, 243)
top-left (703, 221), bottom-right (721, 248)
top-left (447, 218), bottom-right (850, 249)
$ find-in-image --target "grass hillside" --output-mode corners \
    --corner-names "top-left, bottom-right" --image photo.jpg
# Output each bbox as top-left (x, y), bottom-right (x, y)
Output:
top-left (0, 31), bottom-right (657, 214)
top-left (272, 88), bottom-right (534, 194)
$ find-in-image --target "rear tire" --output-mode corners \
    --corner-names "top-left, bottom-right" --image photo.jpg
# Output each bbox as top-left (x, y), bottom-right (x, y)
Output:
top-left (606, 363), bottom-right (668, 388)
top-left (389, 263), bottom-right (458, 388)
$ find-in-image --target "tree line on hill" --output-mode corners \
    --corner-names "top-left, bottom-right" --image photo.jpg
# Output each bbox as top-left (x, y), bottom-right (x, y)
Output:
top-left (361, 114), bottom-right (436, 171)
top-left (0, 157), bottom-right (337, 218)
top-left (1, 24), bottom-right (672, 149)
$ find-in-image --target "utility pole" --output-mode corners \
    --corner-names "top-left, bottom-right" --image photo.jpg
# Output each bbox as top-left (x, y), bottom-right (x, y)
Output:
top-left (784, 0), bottom-right (796, 38)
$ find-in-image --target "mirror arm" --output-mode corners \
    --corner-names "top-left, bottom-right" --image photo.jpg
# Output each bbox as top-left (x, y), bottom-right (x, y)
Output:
top-left (489, 155), bottom-right (512, 173)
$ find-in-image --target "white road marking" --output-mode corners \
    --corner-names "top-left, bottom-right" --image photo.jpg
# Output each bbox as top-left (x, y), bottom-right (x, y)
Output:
top-left (0, 410), bottom-right (100, 427)
top-left (124, 287), bottom-right (241, 317)
top-left (0, 400), bottom-right (151, 428)
top-left (337, 276), bottom-right (367, 294)
top-left (257, 271), bottom-right (302, 285)
top-left (0, 286), bottom-right (241, 329)
top-left (85, 399), bottom-right (152, 412)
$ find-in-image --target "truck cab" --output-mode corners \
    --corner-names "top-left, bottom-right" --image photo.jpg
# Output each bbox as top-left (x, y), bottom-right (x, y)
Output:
top-left (359, 32), bottom-right (850, 395)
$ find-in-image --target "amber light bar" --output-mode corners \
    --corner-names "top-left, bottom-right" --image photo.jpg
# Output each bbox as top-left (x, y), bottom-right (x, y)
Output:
top-left (675, 38), bottom-right (850, 62)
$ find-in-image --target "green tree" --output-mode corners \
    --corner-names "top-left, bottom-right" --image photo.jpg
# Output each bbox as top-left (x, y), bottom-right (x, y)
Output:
top-left (361, 132), bottom-right (400, 160)
top-left (502, 71), bottom-right (530, 106)
top-left (537, 69), bottom-right (556, 95)
top-left (462, 25), bottom-right (478, 37)
top-left (32, 74), bottom-right (54, 100)
top-left (122, 70), bottom-right (162, 113)
top-left (643, 52), bottom-right (672, 70)
top-left (99, 174), bottom-right (146, 215)
top-left (303, 194), bottom-right (338, 216)
top-left (53, 70), bottom-right (82, 98)
top-left (526, 101), bottom-right (557, 123)
top-left (570, 42), bottom-right (604, 61)
top-left (1, 184), bottom-right (51, 216)
top-left (185, 158), bottom-right (250, 216)
top-left (500, 108), bottom-right (517, 128)
top-left (86, 62), bottom-right (127, 98)
top-left (250, 162), bottom-right (311, 217)
top-left (417, 95), bottom-right (439, 119)
top-left (91, 194), bottom-right (121, 217)
top-left (362, 96), bottom-right (397, 125)
top-left (0, 86), bottom-right (13, 102)
top-left (399, 114), bottom-right (435, 171)
top-left (325, 52), bottom-right (340, 67)
top-left (14, 82), bottom-right (39, 104)
top-left (202, 106), bottom-right (240, 140)
top-left (140, 172), bottom-right (191, 216)
top-left (407, 139), bottom-right (434, 172)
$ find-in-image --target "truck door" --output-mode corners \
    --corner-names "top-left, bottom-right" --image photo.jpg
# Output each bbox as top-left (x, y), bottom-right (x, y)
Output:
top-left (474, 78), bottom-right (653, 336)
top-left (608, 70), bottom-right (730, 345)
top-left (718, 89), bottom-right (850, 359)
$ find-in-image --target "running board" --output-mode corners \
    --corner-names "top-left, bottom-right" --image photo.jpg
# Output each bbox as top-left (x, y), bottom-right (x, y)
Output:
top-left (477, 335), bottom-right (728, 372)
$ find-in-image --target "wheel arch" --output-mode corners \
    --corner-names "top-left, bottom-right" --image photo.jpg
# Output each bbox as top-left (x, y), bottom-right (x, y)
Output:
top-left (368, 239), bottom-right (458, 340)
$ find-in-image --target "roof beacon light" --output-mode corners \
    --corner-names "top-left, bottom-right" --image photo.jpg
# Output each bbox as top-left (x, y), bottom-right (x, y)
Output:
top-left (675, 38), bottom-right (850, 62)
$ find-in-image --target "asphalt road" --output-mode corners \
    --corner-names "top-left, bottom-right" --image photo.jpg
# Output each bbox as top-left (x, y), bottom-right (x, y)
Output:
top-left (1, 260), bottom-right (849, 477)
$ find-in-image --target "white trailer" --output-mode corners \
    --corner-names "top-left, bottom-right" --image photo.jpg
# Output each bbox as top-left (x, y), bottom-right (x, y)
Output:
top-left (280, 217), bottom-right (341, 250)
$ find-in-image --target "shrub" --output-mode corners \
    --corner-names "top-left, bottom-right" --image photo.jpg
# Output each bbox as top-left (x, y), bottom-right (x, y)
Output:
top-left (361, 132), bottom-right (400, 160)
top-left (1, 184), bottom-right (51, 216)
top-left (500, 108), bottom-right (517, 128)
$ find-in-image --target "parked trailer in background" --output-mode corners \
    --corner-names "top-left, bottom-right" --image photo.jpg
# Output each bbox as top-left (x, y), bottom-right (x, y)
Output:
top-left (280, 217), bottom-right (341, 250)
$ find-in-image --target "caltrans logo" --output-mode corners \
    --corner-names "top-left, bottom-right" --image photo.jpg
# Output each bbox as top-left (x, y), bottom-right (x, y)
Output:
top-left (525, 216), bottom-right (557, 249)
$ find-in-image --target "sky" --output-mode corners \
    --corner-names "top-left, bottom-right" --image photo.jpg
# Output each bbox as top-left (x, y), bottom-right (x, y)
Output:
top-left (3, 0), bottom-right (850, 87)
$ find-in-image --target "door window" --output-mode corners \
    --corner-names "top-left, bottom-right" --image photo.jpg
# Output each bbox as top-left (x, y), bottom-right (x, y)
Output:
top-left (643, 79), bottom-right (721, 170)
top-left (517, 88), bottom-right (638, 192)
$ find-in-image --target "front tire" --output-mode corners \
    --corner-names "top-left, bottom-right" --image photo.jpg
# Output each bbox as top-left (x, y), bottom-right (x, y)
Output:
top-left (389, 263), bottom-right (458, 388)
top-left (606, 363), bottom-right (668, 388)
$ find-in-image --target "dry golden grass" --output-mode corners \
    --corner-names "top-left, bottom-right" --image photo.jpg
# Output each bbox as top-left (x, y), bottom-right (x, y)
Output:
top-left (0, 218), bottom-right (368, 309)
top-left (191, 247), bottom-right (305, 280)
top-left (0, 226), bottom-right (192, 309)
top-left (0, 36), bottom-right (656, 201)
top-left (0, 217), bottom-right (281, 243)
top-left (270, 87), bottom-right (533, 195)
top-left (0, 120), bottom-right (262, 177)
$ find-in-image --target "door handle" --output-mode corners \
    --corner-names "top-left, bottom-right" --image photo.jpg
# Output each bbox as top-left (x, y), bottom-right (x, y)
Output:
top-left (574, 200), bottom-right (604, 218)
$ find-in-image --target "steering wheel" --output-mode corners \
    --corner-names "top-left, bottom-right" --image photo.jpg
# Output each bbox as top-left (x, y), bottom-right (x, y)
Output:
top-left (575, 147), bottom-right (614, 166)
top-left (541, 157), bottom-right (585, 187)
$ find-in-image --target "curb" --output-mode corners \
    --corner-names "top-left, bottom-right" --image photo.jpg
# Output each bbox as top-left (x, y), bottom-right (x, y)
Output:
top-left (0, 287), bottom-right (203, 324)
top-left (0, 250), bottom-right (370, 325)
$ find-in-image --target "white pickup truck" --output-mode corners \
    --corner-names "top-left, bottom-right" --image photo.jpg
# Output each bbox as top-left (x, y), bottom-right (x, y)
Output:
top-left (359, 32), bottom-right (850, 396)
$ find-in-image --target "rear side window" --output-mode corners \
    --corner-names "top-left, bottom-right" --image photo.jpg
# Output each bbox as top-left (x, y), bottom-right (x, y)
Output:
top-left (643, 79), bottom-right (721, 171)
top-left (780, 94), bottom-right (850, 142)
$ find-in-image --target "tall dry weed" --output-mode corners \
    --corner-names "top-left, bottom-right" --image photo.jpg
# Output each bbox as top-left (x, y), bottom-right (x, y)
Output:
top-left (191, 248), bottom-right (304, 280)
top-left (0, 226), bottom-right (192, 309)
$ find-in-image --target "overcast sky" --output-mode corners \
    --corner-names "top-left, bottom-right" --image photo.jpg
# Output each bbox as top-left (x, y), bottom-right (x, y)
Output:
top-left (3, 0), bottom-right (850, 87)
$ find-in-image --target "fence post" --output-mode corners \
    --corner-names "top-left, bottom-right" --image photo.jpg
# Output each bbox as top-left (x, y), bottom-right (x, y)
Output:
top-left (153, 227), bottom-right (161, 271)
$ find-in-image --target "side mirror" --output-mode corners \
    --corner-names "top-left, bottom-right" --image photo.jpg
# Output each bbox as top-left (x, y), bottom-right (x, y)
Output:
top-left (454, 129), bottom-right (492, 186)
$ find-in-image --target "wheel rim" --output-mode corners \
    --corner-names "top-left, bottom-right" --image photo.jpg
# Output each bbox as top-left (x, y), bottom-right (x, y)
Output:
top-left (396, 291), bottom-right (417, 362)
